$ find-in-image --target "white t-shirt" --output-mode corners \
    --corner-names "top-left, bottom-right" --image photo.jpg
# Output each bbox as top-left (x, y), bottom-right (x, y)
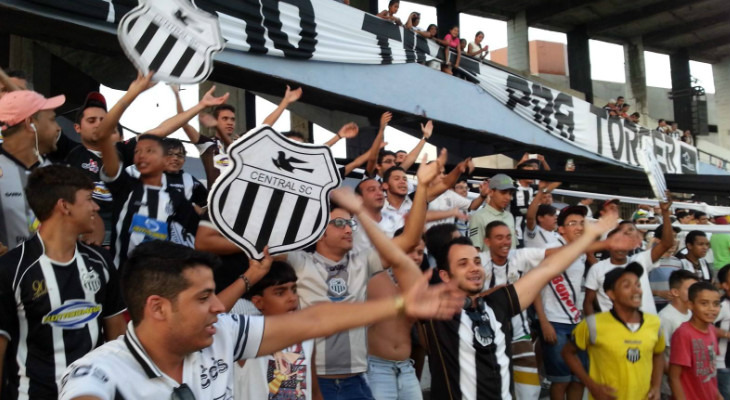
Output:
top-left (523, 224), bottom-right (560, 249)
top-left (59, 315), bottom-right (264, 400)
top-left (481, 248), bottom-right (545, 339)
top-left (235, 339), bottom-right (314, 399)
top-left (584, 250), bottom-right (658, 314)
top-left (679, 258), bottom-right (713, 281)
top-left (287, 250), bottom-right (382, 375)
top-left (426, 190), bottom-right (472, 228)
top-left (658, 303), bottom-right (691, 347)
top-left (351, 213), bottom-right (400, 253)
top-left (541, 239), bottom-right (586, 324)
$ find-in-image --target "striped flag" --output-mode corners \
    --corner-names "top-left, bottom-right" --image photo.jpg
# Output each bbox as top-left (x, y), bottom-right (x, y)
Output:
top-left (209, 126), bottom-right (341, 260)
top-left (117, 0), bottom-right (224, 84)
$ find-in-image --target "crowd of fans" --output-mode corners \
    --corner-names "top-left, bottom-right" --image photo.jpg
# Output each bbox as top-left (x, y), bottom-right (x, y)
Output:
top-left (602, 98), bottom-right (696, 147)
top-left (1, 59), bottom-right (729, 400)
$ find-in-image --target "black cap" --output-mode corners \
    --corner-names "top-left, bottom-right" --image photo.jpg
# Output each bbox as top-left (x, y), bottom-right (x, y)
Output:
top-left (653, 224), bottom-right (681, 240)
top-left (558, 205), bottom-right (588, 226)
top-left (603, 263), bottom-right (644, 292)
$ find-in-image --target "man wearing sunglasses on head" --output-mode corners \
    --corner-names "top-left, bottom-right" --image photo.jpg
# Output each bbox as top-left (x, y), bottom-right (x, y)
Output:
top-left (422, 208), bottom-right (635, 400)
top-left (271, 159), bottom-right (442, 400)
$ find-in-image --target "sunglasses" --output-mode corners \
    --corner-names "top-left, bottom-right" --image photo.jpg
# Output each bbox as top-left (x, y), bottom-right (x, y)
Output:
top-left (636, 219), bottom-right (649, 224)
top-left (328, 218), bottom-right (358, 231)
top-left (171, 384), bottom-right (195, 400)
top-left (464, 307), bottom-right (495, 342)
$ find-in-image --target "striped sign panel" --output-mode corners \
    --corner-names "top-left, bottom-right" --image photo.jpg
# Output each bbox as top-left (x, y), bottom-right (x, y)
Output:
top-left (208, 126), bottom-right (341, 260)
top-left (117, 0), bottom-right (224, 84)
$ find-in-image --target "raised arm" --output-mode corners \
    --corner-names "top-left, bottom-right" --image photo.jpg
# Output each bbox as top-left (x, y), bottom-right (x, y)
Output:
top-left (98, 72), bottom-right (156, 178)
top-left (218, 248), bottom-right (272, 312)
top-left (170, 84), bottom-right (200, 144)
top-left (262, 85), bottom-right (302, 126)
top-left (365, 112), bottom-right (391, 177)
top-left (257, 268), bottom-right (462, 356)
top-left (0, 66), bottom-right (22, 92)
top-left (343, 146), bottom-right (375, 177)
top-left (651, 197), bottom-right (674, 263)
top-left (399, 120), bottom-right (432, 171)
top-left (324, 122), bottom-right (358, 148)
top-left (145, 86), bottom-right (229, 137)
top-left (525, 189), bottom-right (544, 231)
top-left (513, 212), bottom-right (619, 310)
top-left (391, 156), bottom-right (441, 254)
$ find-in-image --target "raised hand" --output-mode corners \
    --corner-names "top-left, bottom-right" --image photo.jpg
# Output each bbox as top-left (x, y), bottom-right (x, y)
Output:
top-left (247, 246), bottom-right (273, 285)
top-left (128, 71), bottom-right (156, 96)
top-left (284, 85), bottom-right (303, 104)
top-left (437, 148), bottom-right (448, 168)
top-left (329, 187), bottom-right (363, 216)
top-left (416, 154), bottom-right (440, 185)
top-left (380, 111), bottom-right (392, 129)
top-left (403, 270), bottom-right (464, 320)
top-left (466, 158), bottom-right (475, 175)
top-left (337, 122), bottom-right (359, 139)
top-left (659, 190), bottom-right (673, 212)
top-left (199, 112), bottom-right (218, 128)
top-left (478, 180), bottom-right (489, 197)
top-left (200, 86), bottom-right (230, 107)
top-left (585, 210), bottom-right (619, 238)
top-left (421, 120), bottom-right (433, 139)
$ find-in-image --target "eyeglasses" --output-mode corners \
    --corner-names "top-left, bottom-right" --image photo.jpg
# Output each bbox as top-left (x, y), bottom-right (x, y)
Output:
top-left (328, 218), bottom-right (358, 231)
top-left (636, 219), bottom-right (649, 224)
top-left (171, 384), bottom-right (195, 400)
top-left (565, 221), bottom-right (585, 227)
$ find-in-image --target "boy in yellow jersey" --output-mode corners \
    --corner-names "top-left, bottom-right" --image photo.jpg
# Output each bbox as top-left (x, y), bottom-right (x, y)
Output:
top-left (562, 263), bottom-right (664, 400)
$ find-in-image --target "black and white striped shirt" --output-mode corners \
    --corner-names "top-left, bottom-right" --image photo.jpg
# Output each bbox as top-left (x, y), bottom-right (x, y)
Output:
top-left (102, 168), bottom-right (200, 269)
top-left (422, 285), bottom-right (521, 400)
top-left (0, 234), bottom-right (125, 400)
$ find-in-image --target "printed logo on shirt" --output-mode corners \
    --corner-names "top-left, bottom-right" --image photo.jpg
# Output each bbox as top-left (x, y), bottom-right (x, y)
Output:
top-left (626, 347), bottom-right (640, 363)
top-left (328, 278), bottom-right (348, 299)
top-left (61, 364), bottom-right (110, 387)
top-left (82, 159), bottom-right (100, 173)
top-left (92, 182), bottom-right (113, 202)
top-left (551, 275), bottom-right (581, 323)
top-left (200, 358), bottom-right (229, 389)
top-left (81, 270), bottom-right (102, 293)
top-left (130, 214), bottom-right (169, 241)
top-left (42, 300), bottom-right (102, 329)
top-left (32, 279), bottom-right (48, 300)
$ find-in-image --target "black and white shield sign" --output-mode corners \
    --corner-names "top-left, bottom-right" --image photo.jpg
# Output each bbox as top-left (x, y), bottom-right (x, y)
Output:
top-left (117, 0), bottom-right (224, 83)
top-left (208, 126), bottom-right (341, 259)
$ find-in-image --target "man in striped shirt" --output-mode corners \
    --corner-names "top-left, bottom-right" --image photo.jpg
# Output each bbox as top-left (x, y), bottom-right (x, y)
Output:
top-left (422, 212), bottom-right (622, 399)
top-left (0, 165), bottom-right (126, 399)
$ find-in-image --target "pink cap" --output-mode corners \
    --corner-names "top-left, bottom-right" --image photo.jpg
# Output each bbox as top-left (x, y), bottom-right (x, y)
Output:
top-left (0, 90), bottom-right (65, 127)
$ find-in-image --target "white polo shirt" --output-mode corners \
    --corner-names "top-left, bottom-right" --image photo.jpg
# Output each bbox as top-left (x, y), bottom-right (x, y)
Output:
top-left (523, 225), bottom-right (561, 249)
top-left (59, 314), bottom-right (264, 400)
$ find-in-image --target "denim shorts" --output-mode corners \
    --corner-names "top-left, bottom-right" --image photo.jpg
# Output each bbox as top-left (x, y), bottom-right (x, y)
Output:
top-left (542, 321), bottom-right (588, 383)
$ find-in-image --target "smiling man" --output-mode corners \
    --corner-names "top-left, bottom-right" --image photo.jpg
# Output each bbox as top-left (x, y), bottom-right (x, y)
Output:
top-left (468, 173), bottom-right (518, 250)
top-left (57, 234), bottom-right (462, 399)
top-left (0, 165), bottom-right (125, 400)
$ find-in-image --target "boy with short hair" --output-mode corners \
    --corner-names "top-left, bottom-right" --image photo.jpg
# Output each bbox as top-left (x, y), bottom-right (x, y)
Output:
top-left (235, 261), bottom-right (323, 399)
top-left (563, 263), bottom-right (665, 400)
top-left (658, 269), bottom-right (697, 398)
top-left (659, 270), bottom-right (697, 349)
top-left (669, 281), bottom-right (722, 400)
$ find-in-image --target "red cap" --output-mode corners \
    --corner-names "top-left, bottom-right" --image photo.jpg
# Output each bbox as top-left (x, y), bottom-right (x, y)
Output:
top-left (0, 90), bottom-right (65, 128)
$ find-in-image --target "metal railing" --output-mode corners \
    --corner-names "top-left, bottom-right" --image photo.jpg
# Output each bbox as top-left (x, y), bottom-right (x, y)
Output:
top-left (698, 148), bottom-right (730, 171)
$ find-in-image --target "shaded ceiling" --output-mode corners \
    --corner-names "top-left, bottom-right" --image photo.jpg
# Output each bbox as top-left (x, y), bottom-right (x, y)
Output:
top-left (422, 0), bottom-right (730, 63)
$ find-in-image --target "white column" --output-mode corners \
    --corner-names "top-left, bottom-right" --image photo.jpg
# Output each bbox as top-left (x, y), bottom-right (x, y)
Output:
top-left (507, 10), bottom-right (530, 72)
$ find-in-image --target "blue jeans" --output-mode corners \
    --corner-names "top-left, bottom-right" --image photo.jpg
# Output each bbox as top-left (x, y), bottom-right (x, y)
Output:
top-left (318, 374), bottom-right (374, 400)
top-left (366, 355), bottom-right (423, 400)
top-left (542, 322), bottom-right (588, 383)
top-left (719, 368), bottom-right (730, 400)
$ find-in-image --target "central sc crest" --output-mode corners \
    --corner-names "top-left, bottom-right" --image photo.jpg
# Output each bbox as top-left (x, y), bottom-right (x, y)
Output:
top-left (208, 126), bottom-right (341, 259)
